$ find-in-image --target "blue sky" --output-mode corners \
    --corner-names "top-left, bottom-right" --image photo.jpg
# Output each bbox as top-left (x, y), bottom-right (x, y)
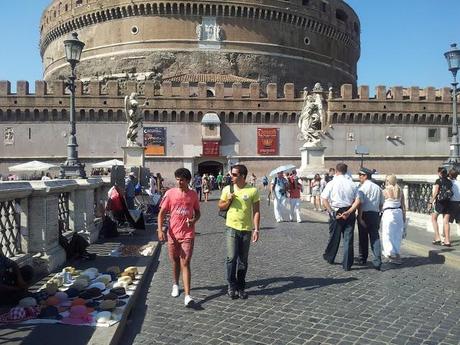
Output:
top-left (0, 0), bottom-right (459, 91)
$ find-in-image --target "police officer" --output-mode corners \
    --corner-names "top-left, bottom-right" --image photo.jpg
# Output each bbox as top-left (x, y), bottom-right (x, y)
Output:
top-left (321, 163), bottom-right (360, 271)
top-left (356, 167), bottom-right (384, 270)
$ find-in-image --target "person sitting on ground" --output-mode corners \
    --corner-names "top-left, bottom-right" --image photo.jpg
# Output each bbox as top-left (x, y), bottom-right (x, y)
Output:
top-left (0, 253), bottom-right (34, 306)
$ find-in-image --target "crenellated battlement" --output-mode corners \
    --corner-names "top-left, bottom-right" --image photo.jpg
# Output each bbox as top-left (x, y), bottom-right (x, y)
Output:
top-left (0, 80), bottom-right (298, 100)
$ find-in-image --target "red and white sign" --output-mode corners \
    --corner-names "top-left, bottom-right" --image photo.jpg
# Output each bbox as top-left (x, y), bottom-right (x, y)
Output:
top-left (202, 141), bottom-right (220, 156)
top-left (257, 128), bottom-right (278, 155)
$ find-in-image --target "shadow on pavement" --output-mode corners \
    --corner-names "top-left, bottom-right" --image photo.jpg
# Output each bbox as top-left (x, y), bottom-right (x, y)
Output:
top-left (192, 275), bottom-right (357, 306)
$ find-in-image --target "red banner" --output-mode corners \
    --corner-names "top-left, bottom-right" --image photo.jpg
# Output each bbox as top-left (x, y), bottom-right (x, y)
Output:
top-left (202, 141), bottom-right (220, 156)
top-left (257, 128), bottom-right (278, 155)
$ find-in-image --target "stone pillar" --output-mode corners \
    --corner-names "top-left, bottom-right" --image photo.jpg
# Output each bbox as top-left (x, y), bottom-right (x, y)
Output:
top-left (297, 145), bottom-right (326, 201)
top-left (123, 146), bottom-right (145, 168)
top-left (28, 186), bottom-right (66, 273)
top-left (70, 180), bottom-right (99, 243)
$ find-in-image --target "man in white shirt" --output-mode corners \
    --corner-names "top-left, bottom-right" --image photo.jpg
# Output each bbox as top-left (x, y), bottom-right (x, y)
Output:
top-left (321, 163), bottom-right (360, 271)
top-left (356, 167), bottom-right (384, 270)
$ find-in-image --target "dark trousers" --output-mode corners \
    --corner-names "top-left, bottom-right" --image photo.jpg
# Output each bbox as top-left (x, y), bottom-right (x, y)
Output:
top-left (323, 208), bottom-right (355, 271)
top-left (357, 211), bottom-right (382, 267)
top-left (195, 187), bottom-right (202, 201)
top-left (225, 227), bottom-right (251, 290)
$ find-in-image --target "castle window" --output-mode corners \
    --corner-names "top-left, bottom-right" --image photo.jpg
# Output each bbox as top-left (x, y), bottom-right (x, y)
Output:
top-left (427, 128), bottom-right (440, 142)
top-left (302, 0), bottom-right (309, 5)
top-left (336, 9), bottom-right (348, 22)
top-left (321, 2), bottom-right (327, 12)
top-left (304, 37), bottom-right (310, 46)
top-left (76, 0), bottom-right (83, 6)
top-left (131, 26), bottom-right (139, 35)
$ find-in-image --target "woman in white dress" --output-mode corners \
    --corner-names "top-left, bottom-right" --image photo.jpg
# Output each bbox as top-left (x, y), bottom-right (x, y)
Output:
top-left (381, 175), bottom-right (406, 264)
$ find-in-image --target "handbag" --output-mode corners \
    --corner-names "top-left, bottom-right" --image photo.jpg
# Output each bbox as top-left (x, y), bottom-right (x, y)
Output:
top-left (218, 184), bottom-right (234, 219)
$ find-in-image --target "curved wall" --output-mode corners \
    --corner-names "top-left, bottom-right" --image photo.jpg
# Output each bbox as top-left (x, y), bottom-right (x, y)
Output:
top-left (40, 0), bottom-right (360, 91)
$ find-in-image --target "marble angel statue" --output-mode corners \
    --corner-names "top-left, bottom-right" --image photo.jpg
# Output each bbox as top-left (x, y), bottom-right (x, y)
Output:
top-left (124, 92), bottom-right (147, 146)
top-left (298, 90), bottom-right (323, 147)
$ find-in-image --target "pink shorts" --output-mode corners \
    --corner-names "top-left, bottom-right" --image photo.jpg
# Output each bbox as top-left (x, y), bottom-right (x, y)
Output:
top-left (168, 238), bottom-right (194, 261)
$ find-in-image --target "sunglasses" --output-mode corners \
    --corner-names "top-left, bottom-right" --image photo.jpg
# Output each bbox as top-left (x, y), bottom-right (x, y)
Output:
top-left (231, 173), bottom-right (239, 177)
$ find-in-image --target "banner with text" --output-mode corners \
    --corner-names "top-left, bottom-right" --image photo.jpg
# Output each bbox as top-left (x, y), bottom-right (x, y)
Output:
top-left (257, 128), bottom-right (278, 155)
top-left (202, 141), bottom-right (220, 156)
top-left (144, 127), bottom-right (166, 156)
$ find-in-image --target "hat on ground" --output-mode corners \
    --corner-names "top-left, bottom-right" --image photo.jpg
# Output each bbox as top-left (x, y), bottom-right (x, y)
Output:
top-left (71, 278), bottom-right (89, 291)
top-left (33, 290), bottom-right (49, 303)
top-left (95, 311), bottom-right (112, 324)
top-left (64, 287), bottom-right (80, 298)
top-left (88, 282), bottom-right (106, 291)
top-left (94, 274), bottom-right (112, 285)
top-left (106, 266), bottom-right (121, 275)
top-left (124, 266), bottom-right (138, 275)
top-left (54, 291), bottom-right (69, 302)
top-left (45, 282), bottom-right (59, 296)
top-left (98, 300), bottom-right (117, 311)
top-left (0, 307), bottom-right (40, 324)
top-left (46, 296), bottom-right (60, 307)
top-left (18, 297), bottom-right (37, 308)
top-left (38, 305), bottom-right (62, 320)
top-left (63, 266), bottom-right (76, 274)
top-left (71, 298), bottom-right (87, 306)
top-left (117, 276), bottom-right (132, 285)
top-left (112, 281), bottom-right (129, 289)
top-left (110, 287), bottom-right (129, 299)
top-left (61, 305), bottom-right (93, 325)
top-left (79, 288), bottom-right (103, 300)
top-left (358, 167), bottom-right (374, 176)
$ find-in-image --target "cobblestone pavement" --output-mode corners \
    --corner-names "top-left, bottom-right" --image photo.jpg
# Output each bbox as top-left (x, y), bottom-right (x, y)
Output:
top-left (121, 193), bottom-right (460, 345)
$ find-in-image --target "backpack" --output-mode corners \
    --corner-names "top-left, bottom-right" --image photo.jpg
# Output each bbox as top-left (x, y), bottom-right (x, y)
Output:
top-left (218, 184), bottom-right (234, 219)
top-left (437, 179), bottom-right (453, 202)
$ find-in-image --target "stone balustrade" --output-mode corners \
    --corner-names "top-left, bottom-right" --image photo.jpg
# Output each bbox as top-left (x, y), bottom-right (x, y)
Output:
top-left (0, 177), bottom-right (111, 273)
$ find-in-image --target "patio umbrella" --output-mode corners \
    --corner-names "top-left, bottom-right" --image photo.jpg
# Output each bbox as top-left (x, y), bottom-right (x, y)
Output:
top-left (91, 159), bottom-right (124, 168)
top-left (268, 164), bottom-right (297, 177)
top-left (8, 160), bottom-right (58, 172)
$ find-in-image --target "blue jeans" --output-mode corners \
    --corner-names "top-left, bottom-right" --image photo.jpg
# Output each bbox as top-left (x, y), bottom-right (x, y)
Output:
top-left (225, 227), bottom-right (251, 290)
top-left (323, 208), bottom-right (355, 271)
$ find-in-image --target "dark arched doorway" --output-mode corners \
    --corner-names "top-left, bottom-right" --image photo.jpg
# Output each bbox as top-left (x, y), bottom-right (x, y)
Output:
top-left (198, 161), bottom-right (223, 177)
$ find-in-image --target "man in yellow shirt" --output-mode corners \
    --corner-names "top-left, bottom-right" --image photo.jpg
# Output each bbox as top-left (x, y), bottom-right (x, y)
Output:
top-left (218, 164), bottom-right (260, 299)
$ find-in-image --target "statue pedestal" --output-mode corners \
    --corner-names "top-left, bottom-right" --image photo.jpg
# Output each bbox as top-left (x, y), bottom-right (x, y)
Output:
top-left (122, 146), bottom-right (145, 168)
top-left (297, 145), bottom-right (326, 178)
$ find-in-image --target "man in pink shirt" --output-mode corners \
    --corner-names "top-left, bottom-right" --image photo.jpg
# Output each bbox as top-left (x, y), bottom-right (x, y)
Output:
top-left (157, 168), bottom-right (201, 307)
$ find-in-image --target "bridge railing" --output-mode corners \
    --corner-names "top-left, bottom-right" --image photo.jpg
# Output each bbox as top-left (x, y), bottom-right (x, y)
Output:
top-left (0, 177), bottom-right (111, 273)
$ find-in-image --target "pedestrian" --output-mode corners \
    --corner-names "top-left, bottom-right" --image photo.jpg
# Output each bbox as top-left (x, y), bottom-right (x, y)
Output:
top-left (216, 171), bottom-right (223, 190)
top-left (218, 164), bottom-right (260, 299)
top-left (249, 173), bottom-right (257, 187)
top-left (310, 173), bottom-right (322, 211)
top-left (288, 170), bottom-right (302, 222)
top-left (429, 167), bottom-right (452, 246)
top-left (202, 174), bottom-right (211, 202)
top-left (262, 175), bottom-right (269, 190)
top-left (193, 173), bottom-right (202, 201)
top-left (149, 172), bottom-right (158, 195)
top-left (270, 171), bottom-right (289, 222)
top-left (156, 173), bottom-right (164, 195)
top-left (356, 167), bottom-right (384, 270)
top-left (446, 169), bottom-right (460, 247)
top-left (124, 172), bottom-right (136, 209)
top-left (321, 163), bottom-right (360, 271)
top-left (157, 168), bottom-right (200, 307)
top-left (381, 174), bottom-right (406, 264)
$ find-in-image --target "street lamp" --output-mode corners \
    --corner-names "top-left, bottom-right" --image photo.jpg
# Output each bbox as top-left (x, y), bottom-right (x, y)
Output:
top-left (444, 43), bottom-right (460, 171)
top-left (59, 32), bottom-right (86, 179)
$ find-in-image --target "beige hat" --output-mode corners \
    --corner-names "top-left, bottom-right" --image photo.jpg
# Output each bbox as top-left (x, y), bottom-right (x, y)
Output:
top-left (63, 266), bottom-right (76, 274)
top-left (124, 266), bottom-right (138, 275)
top-left (99, 300), bottom-right (117, 311)
top-left (117, 276), bottom-right (132, 285)
top-left (112, 281), bottom-right (128, 289)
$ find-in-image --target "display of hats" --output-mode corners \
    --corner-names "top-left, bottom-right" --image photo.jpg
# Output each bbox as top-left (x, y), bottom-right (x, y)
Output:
top-left (94, 274), bottom-right (112, 285)
top-left (64, 287), bottom-right (80, 298)
top-left (85, 267), bottom-right (99, 274)
top-left (88, 282), bottom-right (106, 291)
top-left (112, 281), bottom-right (128, 289)
top-left (71, 298), bottom-right (87, 306)
top-left (106, 266), bottom-right (121, 275)
top-left (46, 296), bottom-right (60, 307)
top-left (50, 275), bottom-right (64, 287)
top-left (110, 287), bottom-right (129, 299)
top-left (98, 300), bottom-right (117, 311)
top-left (18, 297), bottom-right (37, 308)
top-left (95, 311), bottom-right (112, 324)
top-left (45, 282), bottom-right (59, 295)
top-left (117, 276), bottom-right (132, 285)
top-left (99, 292), bottom-right (118, 301)
top-left (38, 305), bottom-right (62, 320)
top-left (80, 271), bottom-right (97, 281)
top-left (120, 271), bottom-right (135, 280)
top-left (85, 301), bottom-right (99, 309)
top-left (61, 305), bottom-right (93, 325)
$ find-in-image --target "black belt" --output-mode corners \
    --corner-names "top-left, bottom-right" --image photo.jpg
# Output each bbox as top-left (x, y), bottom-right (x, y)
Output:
top-left (333, 206), bottom-right (352, 213)
top-left (382, 207), bottom-right (401, 212)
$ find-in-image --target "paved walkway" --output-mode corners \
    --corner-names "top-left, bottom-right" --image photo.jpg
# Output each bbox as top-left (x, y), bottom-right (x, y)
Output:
top-left (121, 193), bottom-right (460, 345)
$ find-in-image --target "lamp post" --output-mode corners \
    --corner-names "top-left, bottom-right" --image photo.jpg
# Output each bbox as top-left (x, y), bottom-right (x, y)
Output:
top-left (59, 32), bottom-right (86, 179)
top-left (444, 43), bottom-right (460, 171)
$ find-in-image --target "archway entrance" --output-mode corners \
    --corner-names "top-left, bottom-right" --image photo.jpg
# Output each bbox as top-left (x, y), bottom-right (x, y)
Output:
top-left (197, 161), bottom-right (223, 177)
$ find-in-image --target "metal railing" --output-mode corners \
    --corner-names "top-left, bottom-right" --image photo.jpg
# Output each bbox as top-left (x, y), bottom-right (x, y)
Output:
top-left (0, 200), bottom-right (22, 258)
top-left (407, 182), bottom-right (432, 214)
top-left (58, 192), bottom-right (71, 233)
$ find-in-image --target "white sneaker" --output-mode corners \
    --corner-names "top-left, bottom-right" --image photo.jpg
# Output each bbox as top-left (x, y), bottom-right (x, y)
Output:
top-left (184, 294), bottom-right (195, 307)
top-left (171, 284), bottom-right (179, 297)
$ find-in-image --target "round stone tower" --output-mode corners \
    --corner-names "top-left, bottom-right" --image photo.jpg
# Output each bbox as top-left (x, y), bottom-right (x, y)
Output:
top-left (40, 0), bottom-right (360, 91)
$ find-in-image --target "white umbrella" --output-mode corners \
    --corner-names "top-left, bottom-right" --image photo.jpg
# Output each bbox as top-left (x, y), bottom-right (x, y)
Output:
top-left (8, 160), bottom-right (58, 172)
top-left (91, 159), bottom-right (124, 168)
top-left (269, 164), bottom-right (297, 176)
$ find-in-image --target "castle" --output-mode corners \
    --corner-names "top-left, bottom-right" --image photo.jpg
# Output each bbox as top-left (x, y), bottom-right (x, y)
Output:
top-left (0, 0), bottom-right (457, 177)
